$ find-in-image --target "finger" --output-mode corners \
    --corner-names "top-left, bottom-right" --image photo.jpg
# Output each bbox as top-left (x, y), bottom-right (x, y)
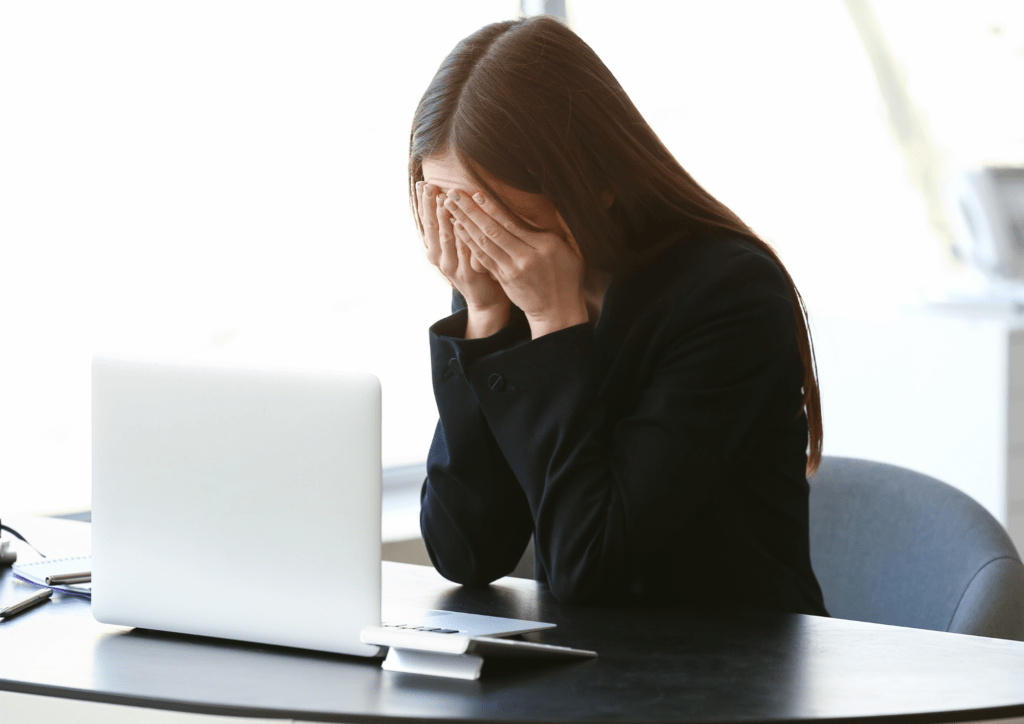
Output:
top-left (420, 183), bottom-right (443, 266)
top-left (455, 221), bottom-right (499, 277)
top-left (457, 222), bottom-right (489, 274)
top-left (469, 242), bottom-right (487, 273)
top-left (555, 210), bottom-right (583, 258)
top-left (454, 234), bottom-right (471, 271)
top-left (415, 181), bottom-right (427, 247)
top-left (444, 190), bottom-right (514, 268)
top-left (446, 189), bottom-right (533, 261)
top-left (436, 193), bottom-right (458, 278)
top-left (453, 222), bottom-right (479, 267)
top-left (419, 181), bottom-right (437, 231)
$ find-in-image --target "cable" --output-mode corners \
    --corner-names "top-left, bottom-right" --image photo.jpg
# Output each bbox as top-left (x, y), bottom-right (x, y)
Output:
top-left (0, 523), bottom-right (47, 558)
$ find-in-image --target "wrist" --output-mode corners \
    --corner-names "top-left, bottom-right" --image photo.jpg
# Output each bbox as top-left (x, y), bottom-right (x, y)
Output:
top-left (527, 303), bottom-right (589, 339)
top-left (465, 304), bottom-right (511, 339)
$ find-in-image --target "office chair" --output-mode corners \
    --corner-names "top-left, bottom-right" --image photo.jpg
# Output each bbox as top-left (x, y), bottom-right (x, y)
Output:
top-left (809, 456), bottom-right (1024, 641)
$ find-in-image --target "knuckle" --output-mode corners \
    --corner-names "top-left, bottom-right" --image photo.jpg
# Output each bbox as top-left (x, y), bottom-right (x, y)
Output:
top-left (503, 219), bottom-right (520, 234)
top-left (482, 221), bottom-right (502, 238)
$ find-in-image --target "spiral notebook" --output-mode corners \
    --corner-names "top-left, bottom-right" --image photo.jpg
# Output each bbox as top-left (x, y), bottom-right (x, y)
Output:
top-left (12, 556), bottom-right (92, 597)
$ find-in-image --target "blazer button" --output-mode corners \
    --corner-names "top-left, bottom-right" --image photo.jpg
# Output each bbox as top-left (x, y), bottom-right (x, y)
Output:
top-left (448, 358), bottom-right (461, 376)
top-left (487, 373), bottom-right (505, 391)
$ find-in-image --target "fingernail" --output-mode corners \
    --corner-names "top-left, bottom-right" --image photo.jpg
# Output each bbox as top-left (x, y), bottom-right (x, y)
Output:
top-left (448, 189), bottom-right (461, 202)
top-left (444, 198), bottom-right (457, 211)
top-left (416, 181), bottom-right (423, 192)
top-left (473, 193), bottom-right (485, 204)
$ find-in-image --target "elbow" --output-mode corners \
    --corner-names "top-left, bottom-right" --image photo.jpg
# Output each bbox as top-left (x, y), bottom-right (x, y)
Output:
top-left (423, 538), bottom-right (498, 588)
top-left (432, 556), bottom-right (503, 589)
top-left (539, 534), bottom-right (628, 605)
top-left (440, 570), bottom-right (499, 588)
top-left (544, 562), bottom-right (607, 604)
top-left (548, 578), bottom-right (592, 605)
top-left (422, 532), bottom-right (516, 588)
top-left (535, 492), bottom-right (629, 604)
top-left (547, 569), bottom-right (630, 605)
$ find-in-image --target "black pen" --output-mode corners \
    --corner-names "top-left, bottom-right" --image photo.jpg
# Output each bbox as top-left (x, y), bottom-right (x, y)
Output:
top-left (0, 588), bottom-right (53, 618)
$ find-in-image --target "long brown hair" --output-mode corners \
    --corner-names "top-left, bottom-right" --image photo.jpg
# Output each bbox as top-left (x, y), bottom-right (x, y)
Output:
top-left (408, 16), bottom-right (822, 474)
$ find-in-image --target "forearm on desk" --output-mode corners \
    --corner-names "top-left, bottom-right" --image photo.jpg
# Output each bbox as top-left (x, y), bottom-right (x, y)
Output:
top-left (422, 307), bottom-right (534, 585)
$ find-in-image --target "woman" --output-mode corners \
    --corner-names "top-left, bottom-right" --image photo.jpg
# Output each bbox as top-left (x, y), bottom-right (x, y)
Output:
top-left (410, 16), bottom-right (828, 616)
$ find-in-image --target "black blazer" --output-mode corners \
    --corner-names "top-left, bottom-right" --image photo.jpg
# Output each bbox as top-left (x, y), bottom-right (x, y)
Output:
top-left (421, 229), bottom-right (828, 616)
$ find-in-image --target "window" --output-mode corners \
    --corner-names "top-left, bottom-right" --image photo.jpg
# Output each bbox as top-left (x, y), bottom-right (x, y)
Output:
top-left (0, 1), bottom-right (517, 515)
top-left (4, 1), bottom-right (1021, 516)
top-left (587, 1), bottom-right (1022, 303)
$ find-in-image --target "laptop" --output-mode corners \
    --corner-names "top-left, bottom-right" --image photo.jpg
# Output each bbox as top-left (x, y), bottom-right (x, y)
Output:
top-left (91, 354), bottom-right (553, 657)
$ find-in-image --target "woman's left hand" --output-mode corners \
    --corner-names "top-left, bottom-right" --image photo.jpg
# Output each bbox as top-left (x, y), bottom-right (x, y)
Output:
top-left (443, 189), bottom-right (589, 338)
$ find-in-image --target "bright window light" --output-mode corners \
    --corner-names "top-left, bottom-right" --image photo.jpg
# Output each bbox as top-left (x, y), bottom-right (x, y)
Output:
top-left (0, 1), bottom-right (517, 515)
top-left (3, 1), bottom-right (1021, 516)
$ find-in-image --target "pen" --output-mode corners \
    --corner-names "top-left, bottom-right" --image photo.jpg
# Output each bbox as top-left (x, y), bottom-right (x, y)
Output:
top-left (0, 588), bottom-right (53, 618)
top-left (45, 571), bottom-right (91, 585)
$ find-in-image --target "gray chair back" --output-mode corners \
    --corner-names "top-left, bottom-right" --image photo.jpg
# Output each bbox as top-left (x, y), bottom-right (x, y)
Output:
top-left (809, 456), bottom-right (1024, 641)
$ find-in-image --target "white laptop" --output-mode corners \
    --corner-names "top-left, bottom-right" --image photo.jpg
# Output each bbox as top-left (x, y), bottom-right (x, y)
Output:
top-left (91, 354), bottom-right (553, 657)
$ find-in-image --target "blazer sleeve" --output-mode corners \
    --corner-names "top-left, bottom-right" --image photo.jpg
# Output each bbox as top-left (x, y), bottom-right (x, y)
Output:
top-left (435, 249), bottom-right (802, 604)
top-left (420, 291), bottom-right (535, 585)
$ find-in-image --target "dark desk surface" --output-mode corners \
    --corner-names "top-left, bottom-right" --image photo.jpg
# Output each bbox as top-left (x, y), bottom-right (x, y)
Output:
top-left (2, 516), bottom-right (1024, 724)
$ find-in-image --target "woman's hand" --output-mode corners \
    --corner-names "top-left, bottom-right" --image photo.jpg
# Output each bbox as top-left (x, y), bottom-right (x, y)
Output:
top-left (443, 189), bottom-right (588, 338)
top-left (418, 181), bottom-right (510, 336)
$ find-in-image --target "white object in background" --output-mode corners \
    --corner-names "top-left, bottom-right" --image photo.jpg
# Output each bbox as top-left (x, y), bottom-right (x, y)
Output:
top-left (946, 167), bottom-right (1024, 280)
top-left (814, 303), bottom-right (1024, 552)
top-left (0, 537), bottom-right (16, 566)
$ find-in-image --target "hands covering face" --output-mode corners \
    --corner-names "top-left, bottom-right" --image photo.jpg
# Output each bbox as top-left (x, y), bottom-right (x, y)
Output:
top-left (418, 175), bottom-right (589, 338)
top-left (417, 181), bottom-right (509, 317)
top-left (440, 188), bottom-right (588, 337)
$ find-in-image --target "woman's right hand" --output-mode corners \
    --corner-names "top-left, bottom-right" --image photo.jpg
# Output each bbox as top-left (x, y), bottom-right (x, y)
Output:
top-left (418, 181), bottom-right (510, 335)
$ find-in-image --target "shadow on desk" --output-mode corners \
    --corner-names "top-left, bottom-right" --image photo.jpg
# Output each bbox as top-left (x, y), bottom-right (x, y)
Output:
top-left (91, 622), bottom-right (591, 708)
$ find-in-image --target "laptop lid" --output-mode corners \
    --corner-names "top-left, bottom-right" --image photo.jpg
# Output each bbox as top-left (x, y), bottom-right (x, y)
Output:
top-left (91, 354), bottom-right (382, 657)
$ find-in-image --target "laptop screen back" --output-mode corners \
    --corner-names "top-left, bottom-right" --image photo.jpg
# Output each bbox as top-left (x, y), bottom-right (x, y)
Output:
top-left (91, 355), bottom-right (382, 656)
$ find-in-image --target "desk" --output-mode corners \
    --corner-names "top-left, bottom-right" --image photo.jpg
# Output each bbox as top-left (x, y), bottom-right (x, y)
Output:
top-left (3, 517), bottom-right (1024, 724)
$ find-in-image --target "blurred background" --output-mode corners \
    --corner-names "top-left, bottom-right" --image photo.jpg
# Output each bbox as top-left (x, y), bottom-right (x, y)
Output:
top-left (2, 2), bottom-right (1023, 548)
